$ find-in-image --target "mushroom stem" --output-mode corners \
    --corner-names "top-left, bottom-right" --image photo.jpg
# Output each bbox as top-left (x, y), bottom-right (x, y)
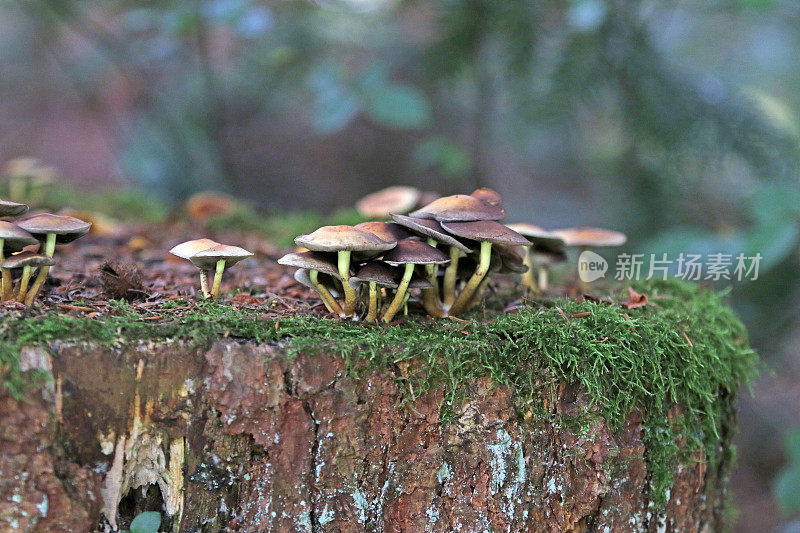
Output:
top-left (421, 288), bottom-right (445, 317)
top-left (467, 273), bottom-right (492, 310)
top-left (337, 251), bottom-right (357, 316)
top-left (9, 177), bottom-right (24, 203)
top-left (210, 259), bottom-right (226, 299)
top-left (402, 291), bottom-right (410, 316)
top-left (310, 270), bottom-right (344, 317)
top-left (382, 263), bottom-right (413, 323)
top-left (448, 241), bottom-right (492, 316)
top-left (199, 270), bottom-right (211, 298)
top-left (16, 266), bottom-right (32, 302)
top-left (24, 233), bottom-right (56, 306)
top-left (0, 239), bottom-right (8, 301)
top-left (365, 281), bottom-right (378, 322)
top-left (442, 246), bottom-right (460, 309)
top-left (538, 265), bottom-right (550, 292)
top-left (521, 249), bottom-right (538, 293)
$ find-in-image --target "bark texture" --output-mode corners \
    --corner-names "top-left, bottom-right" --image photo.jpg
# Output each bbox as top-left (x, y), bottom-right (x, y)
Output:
top-left (1, 340), bottom-right (734, 532)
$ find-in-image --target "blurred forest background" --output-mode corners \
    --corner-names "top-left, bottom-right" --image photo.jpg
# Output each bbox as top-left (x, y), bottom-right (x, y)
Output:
top-left (1, 0), bottom-right (800, 530)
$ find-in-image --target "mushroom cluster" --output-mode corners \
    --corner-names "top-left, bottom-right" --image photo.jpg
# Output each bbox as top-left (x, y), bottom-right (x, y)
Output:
top-left (0, 202), bottom-right (91, 304)
top-left (281, 188), bottom-right (538, 321)
top-left (170, 239), bottom-right (254, 298)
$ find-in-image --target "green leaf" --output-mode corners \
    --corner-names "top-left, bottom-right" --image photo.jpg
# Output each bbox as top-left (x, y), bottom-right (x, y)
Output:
top-left (365, 84), bottom-right (431, 130)
top-left (312, 91), bottom-right (360, 134)
top-left (413, 136), bottom-right (470, 178)
top-left (129, 511), bottom-right (161, 533)
top-left (744, 222), bottom-right (799, 272)
top-left (785, 429), bottom-right (800, 462)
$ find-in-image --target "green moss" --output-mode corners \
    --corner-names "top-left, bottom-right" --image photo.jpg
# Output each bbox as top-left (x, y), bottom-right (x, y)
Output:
top-left (41, 186), bottom-right (169, 224)
top-left (0, 279), bottom-right (756, 508)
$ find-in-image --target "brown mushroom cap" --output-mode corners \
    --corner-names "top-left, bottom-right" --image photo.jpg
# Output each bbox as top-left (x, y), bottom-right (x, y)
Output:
top-left (552, 227), bottom-right (627, 247)
top-left (170, 238), bottom-right (219, 260)
top-left (354, 221), bottom-right (414, 244)
top-left (470, 187), bottom-right (502, 206)
top-left (493, 244), bottom-right (529, 273)
top-left (0, 200), bottom-right (29, 218)
top-left (295, 225), bottom-right (396, 255)
top-left (409, 275), bottom-right (434, 289)
top-left (356, 186), bottom-right (422, 218)
top-left (506, 223), bottom-right (566, 253)
top-left (409, 195), bottom-right (505, 222)
top-left (189, 244), bottom-right (254, 270)
top-left (1, 252), bottom-right (55, 269)
top-left (278, 251), bottom-right (340, 278)
top-left (0, 221), bottom-right (38, 252)
top-left (17, 213), bottom-right (92, 244)
top-left (389, 214), bottom-right (473, 253)
top-left (349, 262), bottom-right (400, 289)
top-left (440, 221), bottom-right (530, 246)
top-left (382, 238), bottom-right (450, 266)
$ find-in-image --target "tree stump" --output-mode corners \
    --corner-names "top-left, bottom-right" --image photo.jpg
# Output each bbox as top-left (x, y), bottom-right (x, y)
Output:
top-left (3, 336), bottom-right (739, 532)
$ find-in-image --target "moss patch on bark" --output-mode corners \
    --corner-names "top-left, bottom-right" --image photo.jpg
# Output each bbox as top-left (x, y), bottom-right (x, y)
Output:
top-left (0, 279), bottom-right (756, 508)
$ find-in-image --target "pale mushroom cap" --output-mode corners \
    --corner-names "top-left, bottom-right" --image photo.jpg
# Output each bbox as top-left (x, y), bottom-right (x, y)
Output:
top-left (189, 244), bottom-right (254, 270)
top-left (1, 252), bottom-right (55, 269)
top-left (470, 187), bottom-right (502, 206)
top-left (278, 251), bottom-right (340, 278)
top-left (0, 221), bottom-right (38, 252)
top-left (2, 157), bottom-right (40, 176)
top-left (409, 194), bottom-right (505, 222)
top-left (552, 227), bottom-right (627, 247)
top-left (170, 238), bottom-right (219, 260)
top-left (295, 225), bottom-right (395, 254)
top-left (440, 221), bottom-right (530, 246)
top-left (0, 200), bottom-right (29, 218)
top-left (506, 223), bottom-right (566, 253)
top-left (382, 238), bottom-right (449, 265)
top-left (294, 269), bottom-right (341, 296)
top-left (17, 213), bottom-right (92, 244)
top-left (354, 221), bottom-right (414, 244)
top-left (389, 214), bottom-right (473, 253)
top-left (356, 186), bottom-right (421, 218)
top-left (349, 262), bottom-right (400, 289)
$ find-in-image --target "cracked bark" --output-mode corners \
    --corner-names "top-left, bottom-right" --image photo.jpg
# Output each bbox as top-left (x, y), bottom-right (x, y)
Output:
top-left (1, 340), bottom-right (737, 532)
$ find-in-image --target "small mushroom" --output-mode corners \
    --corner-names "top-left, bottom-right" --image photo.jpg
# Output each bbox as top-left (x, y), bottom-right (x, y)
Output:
top-left (16, 213), bottom-right (91, 305)
top-left (349, 262), bottom-right (400, 322)
top-left (1, 252), bottom-right (55, 303)
top-left (439, 221), bottom-right (529, 316)
top-left (390, 213), bottom-right (473, 315)
top-left (0, 221), bottom-right (38, 300)
top-left (188, 244), bottom-right (254, 299)
top-left (278, 251), bottom-right (345, 317)
top-left (169, 239), bottom-right (219, 297)
top-left (354, 221), bottom-right (414, 243)
top-left (409, 194), bottom-right (505, 222)
top-left (0, 199), bottom-right (29, 218)
top-left (552, 227), bottom-right (626, 290)
top-left (356, 186), bottom-right (421, 218)
top-left (506, 223), bottom-right (566, 292)
top-left (3, 158), bottom-right (55, 203)
top-left (295, 226), bottom-right (395, 316)
top-left (380, 239), bottom-right (449, 323)
top-left (470, 187), bottom-right (502, 206)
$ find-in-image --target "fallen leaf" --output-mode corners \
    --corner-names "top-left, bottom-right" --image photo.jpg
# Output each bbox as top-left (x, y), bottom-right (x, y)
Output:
top-left (621, 287), bottom-right (648, 309)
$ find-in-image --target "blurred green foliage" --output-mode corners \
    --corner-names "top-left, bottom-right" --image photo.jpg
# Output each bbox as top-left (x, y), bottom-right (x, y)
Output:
top-left (775, 428), bottom-right (800, 515)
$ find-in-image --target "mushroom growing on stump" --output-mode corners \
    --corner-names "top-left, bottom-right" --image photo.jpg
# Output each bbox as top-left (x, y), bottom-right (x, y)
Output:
top-left (380, 238), bottom-right (449, 323)
top-left (440, 221), bottom-right (530, 317)
top-left (187, 244), bottom-right (254, 299)
top-left (356, 186), bottom-right (421, 219)
top-left (348, 262), bottom-right (400, 322)
top-left (506, 223), bottom-right (567, 293)
top-left (16, 213), bottom-right (91, 305)
top-left (1, 252), bottom-right (55, 303)
top-left (0, 222), bottom-right (38, 300)
top-left (169, 238), bottom-right (220, 297)
top-left (552, 227), bottom-right (627, 290)
top-left (294, 226), bottom-right (395, 317)
top-left (390, 214), bottom-right (473, 316)
top-left (278, 251), bottom-right (345, 317)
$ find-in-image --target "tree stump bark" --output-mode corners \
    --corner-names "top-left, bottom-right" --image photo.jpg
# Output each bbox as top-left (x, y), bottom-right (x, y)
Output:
top-left (1, 338), bottom-right (735, 532)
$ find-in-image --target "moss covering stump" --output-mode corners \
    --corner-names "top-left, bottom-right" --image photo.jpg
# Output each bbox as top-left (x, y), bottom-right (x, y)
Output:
top-left (0, 280), bottom-right (756, 531)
